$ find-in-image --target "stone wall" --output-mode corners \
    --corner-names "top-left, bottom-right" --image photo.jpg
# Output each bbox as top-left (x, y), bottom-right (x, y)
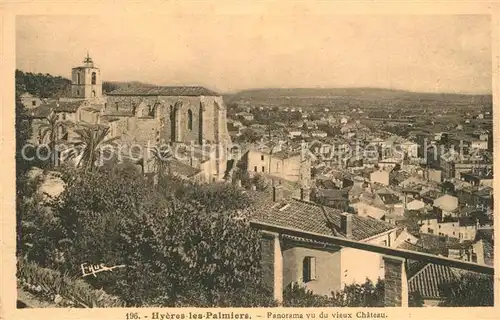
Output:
top-left (105, 95), bottom-right (232, 146)
top-left (382, 256), bottom-right (407, 306)
top-left (260, 234), bottom-right (275, 290)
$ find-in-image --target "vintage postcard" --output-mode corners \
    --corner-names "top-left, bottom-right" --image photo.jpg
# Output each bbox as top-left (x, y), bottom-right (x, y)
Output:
top-left (1, 1), bottom-right (499, 320)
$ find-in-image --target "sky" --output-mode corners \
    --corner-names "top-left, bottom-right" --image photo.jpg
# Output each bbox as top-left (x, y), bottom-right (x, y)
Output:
top-left (16, 14), bottom-right (492, 94)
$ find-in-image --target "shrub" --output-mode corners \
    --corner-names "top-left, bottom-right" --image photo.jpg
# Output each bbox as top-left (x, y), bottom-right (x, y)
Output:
top-left (17, 259), bottom-right (125, 308)
top-left (38, 165), bottom-right (272, 307)
top-left (438, 273), bottom-right (494, 306)
top-left (283, 279), bottom-right (385, 307)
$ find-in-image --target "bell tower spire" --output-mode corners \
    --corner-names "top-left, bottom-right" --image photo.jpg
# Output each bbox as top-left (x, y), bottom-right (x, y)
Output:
top-left (83, 51), bottom-right (94, 68)
top-left (71, 52), bottom-right (101, 99)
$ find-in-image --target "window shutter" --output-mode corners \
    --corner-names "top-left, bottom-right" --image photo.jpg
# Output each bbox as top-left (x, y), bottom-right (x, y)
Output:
top-left (303, 256), bottom-right (316, 282)
top-left (309, 257), bottom-right (316, 280)
top-left (302, 258), bottom-right (309, 282)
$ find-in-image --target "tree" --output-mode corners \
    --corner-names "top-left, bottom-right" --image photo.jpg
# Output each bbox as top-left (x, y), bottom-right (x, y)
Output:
top-left (408, 291), bottom-right (424, 307)
top-left (38, 113), bottom-right (66, 167)
top-left (48, 166), bottom-right (272, 307)
top-left (16, 69), bottom-right (71, 98)
top-left (148, 144), bottom-right (173, 185)
top-left (439, 273), bottom-right (494, 306)
top-left (16, 94), bottom-right (35, 255)
top-left (102, 81), bottom-right (120, 93)
top-left (236, 128), bottom-right (259, 143)
top-left (70, 125), bottom-right (119, 172)
top-left (283, 279), bottom-right (385, 307)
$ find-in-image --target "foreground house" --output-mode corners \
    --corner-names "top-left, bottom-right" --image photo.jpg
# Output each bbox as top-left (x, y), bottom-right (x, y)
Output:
top-left (250, 186), bottom-right (398, 297)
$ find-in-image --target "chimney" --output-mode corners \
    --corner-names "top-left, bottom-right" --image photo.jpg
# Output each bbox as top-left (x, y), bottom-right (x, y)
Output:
top-left (300, 186), bottom-right (310, 202)
top-left (340, 212), bottom-right (352, 238)
top-left (273, 185), bottom-right (283, 202)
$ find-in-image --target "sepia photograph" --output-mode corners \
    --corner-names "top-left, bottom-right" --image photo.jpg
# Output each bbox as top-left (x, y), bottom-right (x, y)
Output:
top-left (5, 6), bottom-right (496, 316)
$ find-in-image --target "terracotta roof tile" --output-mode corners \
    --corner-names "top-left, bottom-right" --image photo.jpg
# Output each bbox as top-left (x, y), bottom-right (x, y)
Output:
top-left (107, 86), bottom-right (219, 97)
top-left (407, 263), bottom-right (476, 299)
top-left (251, 197), bottom-right (395, 241)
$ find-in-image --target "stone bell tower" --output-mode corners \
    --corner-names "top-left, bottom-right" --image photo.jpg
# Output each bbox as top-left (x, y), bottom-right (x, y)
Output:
top-left (71, 52), bottom-right (102, 99)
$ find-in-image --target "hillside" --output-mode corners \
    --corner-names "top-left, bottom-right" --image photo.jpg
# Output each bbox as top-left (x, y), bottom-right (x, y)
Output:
top-left (225, 87), bottom-right (492, 108)
top-left (16, 70), bottom-right (72, 98)
top-left (15, 69), bottom-right (158, 97)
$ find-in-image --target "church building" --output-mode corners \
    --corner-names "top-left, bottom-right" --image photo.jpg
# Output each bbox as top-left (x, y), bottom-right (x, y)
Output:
top-left (24, 54), bottom-right (233, 182)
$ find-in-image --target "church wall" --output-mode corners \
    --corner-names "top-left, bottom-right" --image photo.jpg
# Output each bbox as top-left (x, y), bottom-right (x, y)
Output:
top-left (135, 118), bottom-right (158, 147)
top-left (157, 96), bottom-right (204, 144)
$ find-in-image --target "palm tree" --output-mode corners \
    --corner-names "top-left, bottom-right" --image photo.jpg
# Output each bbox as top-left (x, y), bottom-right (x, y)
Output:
top-left (149, 144), bottom-right (174, 185)
top-left (70, 124), bottom-right (119, 172)
top-left (38, 113), bottom-right (66, 167)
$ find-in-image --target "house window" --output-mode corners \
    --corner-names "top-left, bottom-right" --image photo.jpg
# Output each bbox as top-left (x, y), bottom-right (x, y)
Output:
top-left (91, 72), bottom-right (97, 85)
top-left (261, 155), bottom-right (265, 161)
top-left (76, 90), bottom-right (80, 96)
top-left (77, 73), bottom-right (81, 84)
top-left (92, 90), bottom-right (96, 97)
top-left (428, 228), bottom-right (433, 234)
top-left (303, 256), bottom-right (316, 282)
top-left (31, 100), bottom-right (36, 106)
top-left (188, 109), bottom-right (193, 130)
top-left (115, 102), bottom-right (119, 111)
top-left (262, 166), bottom-right (265, 172)
top-left (254, 166), bottom-right (257, 172)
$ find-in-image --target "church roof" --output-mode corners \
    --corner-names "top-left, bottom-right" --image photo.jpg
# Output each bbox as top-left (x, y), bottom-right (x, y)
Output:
top-left (107, 86), bottom-right (219, 97)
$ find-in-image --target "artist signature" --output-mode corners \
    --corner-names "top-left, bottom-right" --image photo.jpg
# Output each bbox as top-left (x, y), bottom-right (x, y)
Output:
top-left (80, 262), bottom-right (126, 277)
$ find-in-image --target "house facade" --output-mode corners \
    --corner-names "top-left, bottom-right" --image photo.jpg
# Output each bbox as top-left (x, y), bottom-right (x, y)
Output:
top-left (251, 188), bottom-right (397, 297)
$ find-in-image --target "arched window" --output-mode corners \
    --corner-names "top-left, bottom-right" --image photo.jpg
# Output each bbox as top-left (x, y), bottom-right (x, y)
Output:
top-left (91, 72), bottom-right (97, 85)
top-left (92, 90), bottom-right (96, 97)
top-left (187, 109), bottom-right (193, 131)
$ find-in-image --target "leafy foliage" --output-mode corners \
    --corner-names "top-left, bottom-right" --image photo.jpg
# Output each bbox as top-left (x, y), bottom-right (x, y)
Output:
top-left (17, 258), bottom-right (125, 308)
top-left (439, 273), bottom-right (494, 306)
top-left (38, 113), bottom-right (66, 166)
top-left (102, 81), bottom-right (120, 93)
top-left (408, 291), bottom-right (424, 307)
top-left (148, 144), bottom-right (173, 184)
top-left (16, 69), bottom-right (71, 98)
top-left (28, 166), bottom-right (273, 307)
top-left (283, 279), bottom-right (385, 307)
top-left (70, 125), bottom-right (119, 172)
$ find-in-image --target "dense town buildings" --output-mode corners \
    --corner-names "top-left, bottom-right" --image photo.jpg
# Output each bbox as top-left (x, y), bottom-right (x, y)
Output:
top-left (20, 54), bottom-right (494, 307)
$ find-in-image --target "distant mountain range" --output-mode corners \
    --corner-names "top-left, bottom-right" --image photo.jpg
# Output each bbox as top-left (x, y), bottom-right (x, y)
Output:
top-left (15, 69), bottom-right (491, 107)
top-left (226, 87), bottom-right (491, 102)
top-left (224, 87), bottom-right (492, 109)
